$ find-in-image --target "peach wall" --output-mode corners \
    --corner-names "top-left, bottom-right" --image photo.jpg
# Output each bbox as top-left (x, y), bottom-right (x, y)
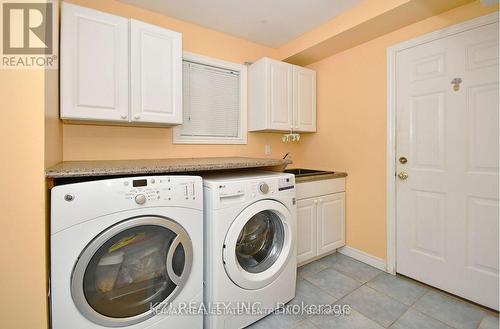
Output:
top-left (2, 2), bottom-right (497, 329)
top-left (1, 6), bottom-right (61, 329)
top-left (300, 1), bottom-right (498, 259)
top-left (63, 124), bottom-right (302, 161)
top-left (45, 71), bottom-right (62, 167)
top-left (61, 0), bottom-right (303, 162)
top-left (281, 0), bottom-right (476, 65)
top-left (0, 70), bottom-right (48, 328)
top-left (277, 0), bottom-right (411, 60)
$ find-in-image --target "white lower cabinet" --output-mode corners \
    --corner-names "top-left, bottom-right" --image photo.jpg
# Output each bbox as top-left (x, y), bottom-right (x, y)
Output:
top-left (317, 193), bottom-right (345, 255)
top-left (296, 178), bottom-right (346, 266)
top-left (297, 198), bottom-right (317, 263)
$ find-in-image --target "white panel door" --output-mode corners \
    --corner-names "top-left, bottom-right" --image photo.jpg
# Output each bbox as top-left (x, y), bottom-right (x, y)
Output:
top-left (130, 20), bottom-right (182, 125)
top-left (293, 66), bottom-right (316, 132)
top-left (317, 193), bottom-right (346, 256)
top-left (268, 59), bottom-right (293, 131)
top-left (296, 198), bottom-right (317, 264)
top-left (396, 21), bottom-right (499, 310)
top-left (60, 3), bottom-right (129, 122)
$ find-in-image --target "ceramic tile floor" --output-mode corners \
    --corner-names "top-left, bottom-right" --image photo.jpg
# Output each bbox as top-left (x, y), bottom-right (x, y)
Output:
top-left (248, 253), bottom-right (499, 329)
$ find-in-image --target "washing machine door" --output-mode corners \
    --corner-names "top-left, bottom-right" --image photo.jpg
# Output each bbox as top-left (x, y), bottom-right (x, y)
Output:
top-left (223, 200), bottom-right (293, 290)
top-left (71, 216), bottom-right (192, 327)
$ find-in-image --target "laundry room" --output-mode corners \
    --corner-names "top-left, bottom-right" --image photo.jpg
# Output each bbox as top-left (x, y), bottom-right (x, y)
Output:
top-left (0, 0), bottom-right (499, 328)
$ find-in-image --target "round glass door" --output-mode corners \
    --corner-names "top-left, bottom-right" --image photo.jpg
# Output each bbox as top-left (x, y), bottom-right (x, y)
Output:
top-left (223, 200), bottom-right (293, 290)
top-left (236, 210), bottom-right (284, 273)
top-left (71, 216), bottom-right (192, 327)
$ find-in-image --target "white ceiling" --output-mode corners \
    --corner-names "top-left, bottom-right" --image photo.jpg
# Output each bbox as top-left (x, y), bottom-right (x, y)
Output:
top-left (118, 0), bottom-right (363, 47)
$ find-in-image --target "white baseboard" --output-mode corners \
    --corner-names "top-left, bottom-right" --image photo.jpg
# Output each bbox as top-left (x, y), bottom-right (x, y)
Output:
top-left (338, 246), bottom-right (387, 272)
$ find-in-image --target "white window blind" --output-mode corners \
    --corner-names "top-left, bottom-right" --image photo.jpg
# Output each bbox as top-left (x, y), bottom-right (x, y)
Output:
top-left (179, 60), bottom-right (240, 138)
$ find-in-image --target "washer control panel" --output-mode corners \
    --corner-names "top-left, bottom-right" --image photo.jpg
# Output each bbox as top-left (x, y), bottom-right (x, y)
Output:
top-left (215, 174), bottom-right (295, 207)
top-left (258, 182), bottom-right (270, 194)
top-left (277, 176), bottom-right (295, 192)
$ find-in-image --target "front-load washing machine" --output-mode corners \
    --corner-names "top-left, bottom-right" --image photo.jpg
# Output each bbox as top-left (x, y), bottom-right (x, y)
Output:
top-left (50, 176), bottom-right (203, 329)
top-left (203, 171), bottom-right (297, 329)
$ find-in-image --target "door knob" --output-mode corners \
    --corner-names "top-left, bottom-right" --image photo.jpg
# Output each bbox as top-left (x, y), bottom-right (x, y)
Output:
top-left (451, 78), bottom-right (462, 91)
top-left (398, 171), bottom-right (409, 180)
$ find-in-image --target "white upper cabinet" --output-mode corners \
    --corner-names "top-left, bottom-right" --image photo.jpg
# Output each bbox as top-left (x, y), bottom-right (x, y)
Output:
top-left (61, 3), bottom-right (182, 126)
top-left (61, 3), bottom-right (129, 122)
top-left (130, 20), bottom-right (182, 125)
top-left (248, 57), bottom-right (316, 132)
top-left (293, 66), bottom-right (316, 132)
top-left (268, 59), bottom-right (294, 131)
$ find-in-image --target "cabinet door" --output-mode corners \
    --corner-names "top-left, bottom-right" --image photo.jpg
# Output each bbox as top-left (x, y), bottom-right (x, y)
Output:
top-left (61, 3), bottom-right (129, 122)
top-left (268, 59), bottom-right (293, 131)
top-left (317, 192), bottom-right (345, 256)
top-left (293, 66), bottom-right (316, 132)
top-left (296, 198), bottom-right (318, 265)
top-left (130, 20), bottom-right (182, 125)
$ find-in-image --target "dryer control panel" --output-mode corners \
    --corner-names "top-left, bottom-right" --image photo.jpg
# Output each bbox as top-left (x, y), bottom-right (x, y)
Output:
top-left (121, 177), bottom-right (199, 205)
top-left (51, 175), bottom-right (203, 234)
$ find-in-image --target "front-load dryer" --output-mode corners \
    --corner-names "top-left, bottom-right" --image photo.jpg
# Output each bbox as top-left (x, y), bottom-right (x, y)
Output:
top-left (202, 171), bottom-right (297, 329)
top-left (50, 176), bottom-right (203, 329)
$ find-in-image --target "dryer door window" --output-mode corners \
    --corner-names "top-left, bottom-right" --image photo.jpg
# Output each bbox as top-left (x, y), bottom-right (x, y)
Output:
top-left (236, 210), bottom-right (285, 273)
top-left (71, 216), bottom-right (192, 327)
top-left (223, 200), bottom-right (293, 290)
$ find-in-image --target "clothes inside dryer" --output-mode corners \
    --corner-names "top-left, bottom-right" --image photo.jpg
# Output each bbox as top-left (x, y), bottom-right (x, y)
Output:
top-left (82, 224), bottom-right (179, 318)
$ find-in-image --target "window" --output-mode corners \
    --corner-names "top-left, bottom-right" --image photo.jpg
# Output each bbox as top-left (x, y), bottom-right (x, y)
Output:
top-left (173, 52), bottom-right (247, 144)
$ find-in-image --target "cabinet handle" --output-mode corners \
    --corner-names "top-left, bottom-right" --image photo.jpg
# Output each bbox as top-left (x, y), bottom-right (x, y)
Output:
top-left (120, 115), bottom-right (127, 120)
top-left (314, 200), bottom-right (318, 204)
top-left (134, 114), bottom-right (140, 120)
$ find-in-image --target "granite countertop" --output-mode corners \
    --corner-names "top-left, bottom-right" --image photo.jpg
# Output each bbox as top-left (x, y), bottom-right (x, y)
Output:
top-left (294, 171), bottom-right (347, 183)
top-left (45, 157), bottom-right (292, 178)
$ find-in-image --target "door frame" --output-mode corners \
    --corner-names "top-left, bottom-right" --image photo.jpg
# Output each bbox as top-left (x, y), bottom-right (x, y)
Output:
top-left (385, 12), bottom-right (499, 275)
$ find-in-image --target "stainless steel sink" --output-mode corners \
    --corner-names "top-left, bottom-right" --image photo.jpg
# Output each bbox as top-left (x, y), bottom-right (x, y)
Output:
top-left (284, 168), bottom-right (334, 177)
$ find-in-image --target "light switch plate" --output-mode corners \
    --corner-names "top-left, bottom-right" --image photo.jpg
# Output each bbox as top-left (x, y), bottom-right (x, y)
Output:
top-left (265, 144), bottom-right (271, 155)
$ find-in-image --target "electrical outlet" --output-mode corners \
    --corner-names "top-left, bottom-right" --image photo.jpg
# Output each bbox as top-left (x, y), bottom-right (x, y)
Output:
top-left (264, 144), bottom-right (271, 155)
